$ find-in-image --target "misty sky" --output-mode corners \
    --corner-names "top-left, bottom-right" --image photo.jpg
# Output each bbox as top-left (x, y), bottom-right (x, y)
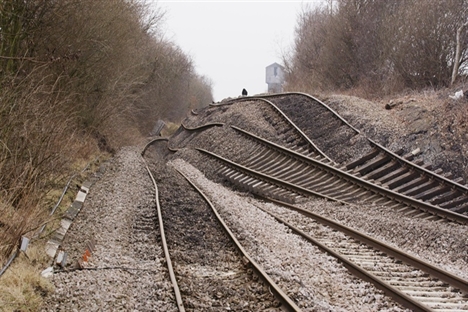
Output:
top-left (156, 1), bottom-right (322, 102)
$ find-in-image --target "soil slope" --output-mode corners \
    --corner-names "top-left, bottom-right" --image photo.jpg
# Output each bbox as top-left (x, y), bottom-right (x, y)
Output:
top-left (323, 91), bottom-right (468, 183)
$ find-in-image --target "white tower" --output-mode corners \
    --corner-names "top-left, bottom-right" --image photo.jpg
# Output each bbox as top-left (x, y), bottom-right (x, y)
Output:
top-left (265, 62), bottom-right (285, 93)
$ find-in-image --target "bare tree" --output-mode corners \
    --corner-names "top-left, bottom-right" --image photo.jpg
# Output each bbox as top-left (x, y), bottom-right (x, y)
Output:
top-left (286, 0), bottom-right (468, 95)
top-left (452, 20), bottom-right (468, 85)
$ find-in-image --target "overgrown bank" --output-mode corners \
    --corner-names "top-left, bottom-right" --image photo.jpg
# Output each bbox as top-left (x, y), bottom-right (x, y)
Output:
top-left (0, 0), bottom-right (212, 272)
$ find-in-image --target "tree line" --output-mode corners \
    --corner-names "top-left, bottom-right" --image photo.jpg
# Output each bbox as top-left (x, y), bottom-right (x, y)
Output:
top-left (286, 0), bottom-right (468, 95)
top-left (0, 0), bottom-right (212, 260)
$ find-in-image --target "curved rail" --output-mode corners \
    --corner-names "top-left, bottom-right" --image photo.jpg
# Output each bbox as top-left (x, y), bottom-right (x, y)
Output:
top-left (197, 147), bottom-right (346, 204)
top-left (368, 138), bottom-right (468, 195)
top-left (229, 126), bottom-right (468, 224)
top-left (175, 169), bottom-right (302, 311)
top-left (249, 92), bottom-right (361, 134)
top-left (143, 162), bottom-right (185, 311)
top-left (141, 137), bottom-right (168, 156)
top-left (246, 93), bottom-right (468, 215)
top-left (184, 93), bottom-right (468, 216)
top-left (211, 97), bottom-right (334, 163)
top-left (180, 122), bottom-right (224, 131)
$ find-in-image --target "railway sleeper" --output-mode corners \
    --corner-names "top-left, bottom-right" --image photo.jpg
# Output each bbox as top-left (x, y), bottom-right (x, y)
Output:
top-left (363, 160), bottom-right (401, 180)
top-left (300, 174), bottom-right (335, 189)
top-left (385, 170), bottom-right (420, 189)
top-left (371, 195), bottom-right (393, 205)
top-left (439, 195), bottom-right (468, 209)
top-left (356, 154), bottom-right (392, 176)
top-left (449, 202), bottom-right (468, 213)
top-left (403, 180), bottom-right (439, 197)
top-left (430, 190), bottom-right (462, 205)
top-left (332, 189), bottom-right (370, 203)
top-left (245, 148), bottom-right (276, 167)
top-left (307, 174), bottom-right (338, 190)
top-left (392, 176), bottom-right (430, 193)
top-left (242, 145), bottom-right (265, 163)
top-left (404, 290), bottom-right (463, 297)
top-left (290, 170), bottom-right (327, 186)
top-left (319, 182), bottom-right (357, 197)
top-left (387, 281), bottom-right (448, 288)
top-left (254, 154), bottom-right (289, 172)
top-left (414, 184), bottom-right (451, 201)
top-left (442, 171), bottom-right (454, 180)
top-left (276, 165), bottom-right (311, 182)
top-left (261, 158), bottom-right (296, 176)
top-left (270, 162), bottom-right (307, 179)
top-left (228, 172), bottom-right (297, 203)
top-left (386, 202), bottom-right (407, 210)
top-left (345, 148), bottom-right (381, 170)
top-left (378, 167), bottom-right (410, 184)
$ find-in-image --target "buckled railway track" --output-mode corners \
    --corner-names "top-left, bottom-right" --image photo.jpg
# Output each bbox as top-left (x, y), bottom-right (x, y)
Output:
top-left (248, 93), bottom-right (468, 216)
top-left (197, 93), bottom-right (467, 221)
top-left (148, 92), bottom-right (468, 311)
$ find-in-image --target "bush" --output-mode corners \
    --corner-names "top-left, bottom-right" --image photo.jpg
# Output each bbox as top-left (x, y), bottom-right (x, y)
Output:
top-left (0, 0), bottom-right (213, 263)
top-left (286, 0), bottom-right (468, 96)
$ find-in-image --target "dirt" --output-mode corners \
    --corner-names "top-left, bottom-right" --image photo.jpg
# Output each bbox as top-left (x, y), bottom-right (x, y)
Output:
top-left (323, 91), bottom-right (468, 182)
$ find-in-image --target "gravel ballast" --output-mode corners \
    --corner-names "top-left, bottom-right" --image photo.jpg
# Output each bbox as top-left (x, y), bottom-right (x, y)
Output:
top-left (42, 147), bottom-right (176, 311)
top-left (41, 92), bottom-right (468, 310)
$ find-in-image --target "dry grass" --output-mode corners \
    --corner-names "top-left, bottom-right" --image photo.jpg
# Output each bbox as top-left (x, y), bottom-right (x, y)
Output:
top-left (0, 152), bottom-right (107, 311)
top-left (0, 1), bottom-right (211, 309)
top-left (0, 245), bottom-right (54, 312)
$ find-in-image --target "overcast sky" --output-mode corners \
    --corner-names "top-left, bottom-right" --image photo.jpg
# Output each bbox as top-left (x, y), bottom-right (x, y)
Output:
top-left (155, 1), bottom-right (322, 101)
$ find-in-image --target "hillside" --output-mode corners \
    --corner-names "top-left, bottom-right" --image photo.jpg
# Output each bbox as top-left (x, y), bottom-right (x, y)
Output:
top-left (323, 90), bottom-right (468, 183)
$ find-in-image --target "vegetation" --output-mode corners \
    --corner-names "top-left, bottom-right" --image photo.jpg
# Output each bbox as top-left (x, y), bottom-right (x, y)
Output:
top-left (285, 0), bottom-right (468, 96)
top-left (0, 0), bottom-right (212, 283)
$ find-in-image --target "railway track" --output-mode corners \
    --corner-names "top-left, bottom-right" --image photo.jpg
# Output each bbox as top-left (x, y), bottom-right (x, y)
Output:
top-left (248, 93), bottom-right (468, 216)
top-left (257, 198), bottom-right (468, 311)
top-left (167, 115), bottom-right (468, 224)
top-left (198, 125), bottom-right (468, 224)
top-left (142, 92), bottom-right (468, 310)
top-left (167, 156), bottom-right (468, 311)
top-left (144, 149), bottom-right (300, 311)
top-left (193, 93), bottom-right (467, 220)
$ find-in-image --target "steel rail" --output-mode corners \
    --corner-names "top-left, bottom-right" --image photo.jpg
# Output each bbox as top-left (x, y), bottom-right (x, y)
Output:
top-left (174, 169), bottom-right (302, 311)
top-left (255, 92), bottom-right (468, 203)
top-left (141, 137), bottom-right (168, 156)
top-left (197, 147), bottom-right (349, 205)
top-left (143, 163), bottom-right (185, 312)
top-left (249, 92), bottom-right (362, 134)
top-left (368, 138), bottom-right (468, 193)
top-left (211, 97), bottom-right (334, 163)
top-left (225, 93), bottom-right (468, 197)
top-left (252, 202), bottom-right (432, 312)
top-left (167, 123), bottom-right (224, 152)
top-left (181, 122), bottom-right (224, 131)
top-left (230, 125), bottom-right (468, 224)
top-left (264, 197), bottom-right (468, 295)
top-left (170, 117), bottom-right (468, 223)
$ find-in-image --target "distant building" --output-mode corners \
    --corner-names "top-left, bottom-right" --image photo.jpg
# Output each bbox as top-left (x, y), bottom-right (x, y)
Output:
top-left (265, 62), bottom-right (285, 93)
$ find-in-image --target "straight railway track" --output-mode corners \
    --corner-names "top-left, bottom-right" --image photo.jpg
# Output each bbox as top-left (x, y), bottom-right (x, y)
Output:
top-left (258, 198), bottom-right (468, 311)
